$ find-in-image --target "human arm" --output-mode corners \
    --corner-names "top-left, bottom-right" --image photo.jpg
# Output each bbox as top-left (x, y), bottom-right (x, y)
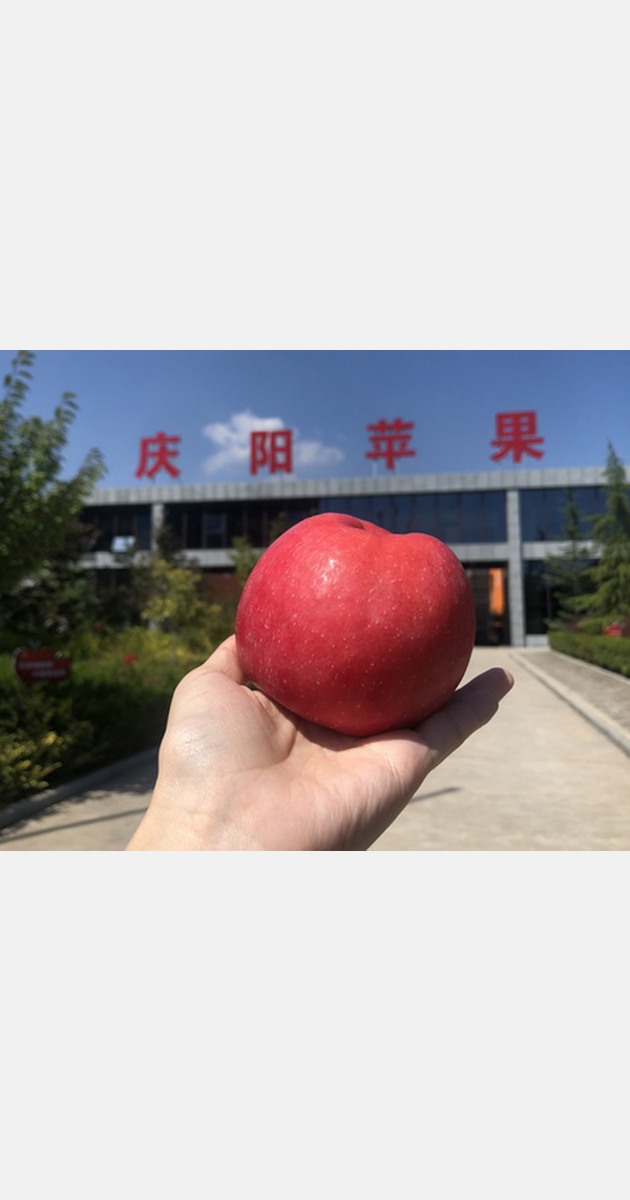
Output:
top-left (126, 636), bottom-right (513, 851)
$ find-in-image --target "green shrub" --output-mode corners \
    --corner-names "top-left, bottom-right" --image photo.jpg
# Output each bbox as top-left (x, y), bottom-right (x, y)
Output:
top-left (548, 631), bottom-right (630, 678)
top-left (0, 617), bottom-right (243, 809)
top-left (0, 629), bottom-right (211, 810)
top-left (0, 684), bottom-right (95, 805)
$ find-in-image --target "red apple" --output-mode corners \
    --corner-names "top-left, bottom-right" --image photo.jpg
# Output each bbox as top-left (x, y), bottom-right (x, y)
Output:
top-left (234, 512), bottom-right (475, 736)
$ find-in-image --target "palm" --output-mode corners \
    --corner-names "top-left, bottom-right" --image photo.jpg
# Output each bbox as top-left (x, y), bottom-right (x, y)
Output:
top-left (143, 637), bottom-right (512, 851)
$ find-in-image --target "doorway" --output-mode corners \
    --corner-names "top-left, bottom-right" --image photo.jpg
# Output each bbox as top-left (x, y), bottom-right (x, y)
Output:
top-left (466, 565), bottom-right (509, 645)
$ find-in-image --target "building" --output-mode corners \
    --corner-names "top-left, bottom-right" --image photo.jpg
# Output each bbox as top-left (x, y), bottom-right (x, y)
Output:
top-left (81, 464), bottom-right (614, 647)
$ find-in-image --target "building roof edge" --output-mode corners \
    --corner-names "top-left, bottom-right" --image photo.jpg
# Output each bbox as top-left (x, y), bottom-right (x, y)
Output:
top-left (85, 464), bottom-right (614, 506)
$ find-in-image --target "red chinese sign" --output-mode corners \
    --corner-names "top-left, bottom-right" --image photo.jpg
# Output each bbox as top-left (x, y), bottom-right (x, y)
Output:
top-left (365, 419), bottom-right (416, 471)
top-left (250, 429), bottom-right (293, 475)
top-left (13, 647), bottom-right (72, 684)
top-left (136, 431), bottom-right (181, 479)
top-left (130, 411), bottom-right (549, 480)
top-left (490, 411), bottom-right (544, 463)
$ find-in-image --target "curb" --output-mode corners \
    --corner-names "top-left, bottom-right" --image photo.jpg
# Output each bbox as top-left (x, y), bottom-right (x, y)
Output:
top-left (509, 651), bottom-right (630, 758)
top-left (0, 746), bottom-right (158, 834)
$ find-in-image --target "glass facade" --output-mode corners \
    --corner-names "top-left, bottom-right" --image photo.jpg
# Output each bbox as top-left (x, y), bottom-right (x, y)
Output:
top-left (79, 478), bottom-right (614, 645)
top-left (520, 486), bottom-right (606, 541)
top-left (524, 555), bottom-right (597, 635)
top-left (83, 505), bottom-right (152, 552)
top-left (466, 565), bottom-right (509, 645)
top-left (319, 491), bottom-right (507, 542)
top-left (161, 490), bottom-right (507, 549)
top-left (163, 499), bottom-right (318, 549)
top-left (523, 561), bottom-right (556, 635)
top-left (82, 487), bottom-right (610, 552)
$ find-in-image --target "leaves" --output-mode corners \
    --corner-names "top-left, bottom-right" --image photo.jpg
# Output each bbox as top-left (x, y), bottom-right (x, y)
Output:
top-left (569, 443), bottom-right (630, 625)
top-left (543, 489), bottom-right (593, 628)
top-left (0, 352), bottom-right (106, 604)
top-left (229, 535), bottom-right (261, 587)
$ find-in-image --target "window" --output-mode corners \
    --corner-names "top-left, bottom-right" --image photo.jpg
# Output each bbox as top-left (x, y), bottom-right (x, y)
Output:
top-left (203, 512), bottom-right (227, 548)
top-left (318, 491), bottom-right (506, 542)
top-left (523, 561), bottom-right (555, 635)
top-left (82, 506), bottom-right (151, 551)
top-left (520, 487), bottom-right (606, 541)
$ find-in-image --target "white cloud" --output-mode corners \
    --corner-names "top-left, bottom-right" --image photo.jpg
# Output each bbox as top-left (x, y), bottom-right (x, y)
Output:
top-left (202, 411), bottom-right (283, 473)
top-left (202, 410), bottom-right (344, 475)
top-left (294, 439), bottom-right (344, 469)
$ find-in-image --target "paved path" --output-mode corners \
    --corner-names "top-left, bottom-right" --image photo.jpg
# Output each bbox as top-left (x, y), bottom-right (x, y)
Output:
top-left (0, 753), bottom-right (158, 851)
top-left (510, 647), bottom-right (630, 752)
top-left (372, 647), bottom-right (630, 850)
top-left (1, 648), bottom-right (628, 851)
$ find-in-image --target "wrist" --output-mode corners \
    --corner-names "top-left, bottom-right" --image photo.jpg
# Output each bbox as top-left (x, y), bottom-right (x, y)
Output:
top-left (126, 782), bottom-right (260, 851)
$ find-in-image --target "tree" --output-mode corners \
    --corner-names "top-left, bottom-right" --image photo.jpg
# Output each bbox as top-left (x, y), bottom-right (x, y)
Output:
top-left (138, 556), bottom-right (209, 658)
top-left (0, 351), bottom-right (106, 606)
top-left (572, 442), bottom-right (630, 628)
top-left (268, 511), bottom-right (289, 543)
top-left (229, 535), bottom-right (260, 588)
top-left (139, 557), bottom-right (203, 629)
top-left (1, 518), bottom-right (100, 638)
top-left (543, 489), bottom-right (592, 629)
top-left (154, 518), bottom-right (185, 564)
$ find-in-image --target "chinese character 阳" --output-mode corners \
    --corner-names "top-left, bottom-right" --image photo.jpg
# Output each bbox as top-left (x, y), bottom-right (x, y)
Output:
top-left (250, 429), bottom-right (293, 475)
top-left (365, 418), bottom-right (416, 471)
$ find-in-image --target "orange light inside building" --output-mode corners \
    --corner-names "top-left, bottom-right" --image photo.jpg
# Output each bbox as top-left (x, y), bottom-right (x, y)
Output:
top-left (488, 567), bottom-right (506, 615)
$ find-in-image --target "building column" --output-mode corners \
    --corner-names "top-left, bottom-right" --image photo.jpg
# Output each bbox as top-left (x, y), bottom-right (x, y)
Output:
top-left (506, 489), bottom-right (525, 646)
top-left (151, 503), bottom-right (165, 554)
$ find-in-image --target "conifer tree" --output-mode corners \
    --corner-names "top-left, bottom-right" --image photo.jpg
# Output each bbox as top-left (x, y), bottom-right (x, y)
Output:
top-left (572, 442), bottom-right (630, 629)
top-left (543, 489), bottom-right (592, 628)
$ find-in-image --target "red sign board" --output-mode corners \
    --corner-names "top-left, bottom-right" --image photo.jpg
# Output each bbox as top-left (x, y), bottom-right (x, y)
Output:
top-left (13, 647), bottom-right (72, 683)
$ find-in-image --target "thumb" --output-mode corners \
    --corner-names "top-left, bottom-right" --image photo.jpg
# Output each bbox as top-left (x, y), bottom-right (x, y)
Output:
top-left (419, 667), bottom-right (514, 771)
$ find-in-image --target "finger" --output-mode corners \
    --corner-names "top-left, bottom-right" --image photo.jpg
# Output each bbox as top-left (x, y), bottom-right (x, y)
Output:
top-left (419, 667), bottom-right (514, 771)
top-left (169, 636), bottom-right (247, 717)
top-left (201, 635), bottom-right (248, 684)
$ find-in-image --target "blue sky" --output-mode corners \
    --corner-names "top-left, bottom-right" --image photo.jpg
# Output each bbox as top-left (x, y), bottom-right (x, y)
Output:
top-left (3, 350), bottom-right (629, 489)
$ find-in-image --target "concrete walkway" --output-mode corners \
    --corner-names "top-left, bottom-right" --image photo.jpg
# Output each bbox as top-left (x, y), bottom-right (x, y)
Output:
top-left (1, 647), bottom-right (628, 851)
top-left (372, 647), bottom-right (630, 851)
top-left (0, 750), bottom-right (158, 851)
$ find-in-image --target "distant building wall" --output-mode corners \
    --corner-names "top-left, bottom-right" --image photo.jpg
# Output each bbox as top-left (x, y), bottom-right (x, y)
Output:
top-left (81, 465), bottom-right (615, 647)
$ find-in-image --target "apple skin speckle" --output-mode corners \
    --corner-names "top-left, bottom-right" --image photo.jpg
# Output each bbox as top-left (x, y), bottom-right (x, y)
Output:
top-left (235, 512), bottom-right (476, 737)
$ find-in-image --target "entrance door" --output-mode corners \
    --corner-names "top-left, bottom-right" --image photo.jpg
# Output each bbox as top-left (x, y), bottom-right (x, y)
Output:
top-left (466, 566), bottom-right (509, 645)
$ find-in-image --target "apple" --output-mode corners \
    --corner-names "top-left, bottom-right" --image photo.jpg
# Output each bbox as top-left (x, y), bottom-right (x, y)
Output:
top-left (234, 512), bottom-right (476, 737)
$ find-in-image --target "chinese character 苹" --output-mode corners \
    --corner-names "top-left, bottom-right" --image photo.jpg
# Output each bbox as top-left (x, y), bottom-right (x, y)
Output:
top-left (365, 418), bottom-right (416, 472)
top-left (135, 431), bottom-right (181, 479)
top-left (490, 411), bottom-right (544, 464)
top-left (250, 429), bottom-right (293, 475)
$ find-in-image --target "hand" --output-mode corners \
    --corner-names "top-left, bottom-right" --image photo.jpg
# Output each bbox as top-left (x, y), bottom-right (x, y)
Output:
top-left (127, 636), bottom-right (514, 851)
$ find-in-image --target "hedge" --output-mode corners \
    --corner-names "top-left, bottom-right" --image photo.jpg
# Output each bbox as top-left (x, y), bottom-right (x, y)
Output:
top-left (548, 631), bottom-right (630, 678)
top-left (0, 638), bottom-right (201, 810)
